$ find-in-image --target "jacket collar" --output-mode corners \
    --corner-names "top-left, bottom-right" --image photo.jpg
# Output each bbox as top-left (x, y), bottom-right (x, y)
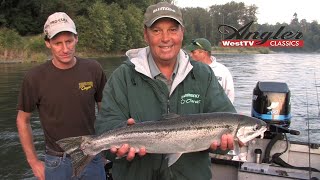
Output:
top-left (125, 47), bottom-right (193, 95)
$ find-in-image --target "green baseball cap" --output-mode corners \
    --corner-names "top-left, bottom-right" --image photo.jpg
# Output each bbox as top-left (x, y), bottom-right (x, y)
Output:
top-left (186, 38), bottom-right (212, 52)
top-left (144, 2), bottom-right (184, 27)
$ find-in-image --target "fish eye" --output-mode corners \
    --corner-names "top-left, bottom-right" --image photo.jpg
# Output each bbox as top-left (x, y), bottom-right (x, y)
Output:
top-left (253, 124), bottom-right (260, 131)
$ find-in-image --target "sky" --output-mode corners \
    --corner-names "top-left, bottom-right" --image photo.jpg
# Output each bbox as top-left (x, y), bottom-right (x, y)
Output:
top-left (174, 0), bottom-right (319, 25)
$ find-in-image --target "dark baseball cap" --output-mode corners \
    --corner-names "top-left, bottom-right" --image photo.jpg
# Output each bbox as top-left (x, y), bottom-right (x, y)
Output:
top-left (143, 2), bottom-right (184, 27)
top-left (186, 38), bottom-right (212, 52)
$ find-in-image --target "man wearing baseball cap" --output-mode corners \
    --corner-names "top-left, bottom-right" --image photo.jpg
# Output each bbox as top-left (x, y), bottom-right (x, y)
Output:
top-left (187, 38), bottom-right (235, 103)
top-left (17, 12), bottom-right (107, 180)
top-left (95, 2), bottom-right (236, 180)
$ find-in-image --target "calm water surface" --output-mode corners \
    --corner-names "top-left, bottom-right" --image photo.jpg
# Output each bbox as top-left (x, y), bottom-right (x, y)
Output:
top-left (0, 54), bottom-right (319, 179)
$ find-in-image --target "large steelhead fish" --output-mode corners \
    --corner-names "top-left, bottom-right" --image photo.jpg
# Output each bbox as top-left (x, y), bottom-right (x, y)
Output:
top-left (57, 112), bottom-right (267, 176)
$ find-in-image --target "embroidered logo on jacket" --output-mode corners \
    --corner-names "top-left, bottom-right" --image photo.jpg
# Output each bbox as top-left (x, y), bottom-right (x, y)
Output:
top-left (79, 81), bottom-right (93, 91)
top-left (180, 93), bottom-right (201, 104)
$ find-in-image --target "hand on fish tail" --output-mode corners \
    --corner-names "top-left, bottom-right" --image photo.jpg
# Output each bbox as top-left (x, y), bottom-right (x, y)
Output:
top-left (56, 136), bottom-right (95, 177)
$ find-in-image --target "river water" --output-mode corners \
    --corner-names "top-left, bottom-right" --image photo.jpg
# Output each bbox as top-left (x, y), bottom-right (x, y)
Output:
top-left (0, 53), bottom-right (319, 179)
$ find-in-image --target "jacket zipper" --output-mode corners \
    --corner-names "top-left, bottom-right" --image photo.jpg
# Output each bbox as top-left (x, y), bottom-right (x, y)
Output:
top-left (167, 99), bottom-right (170, 113)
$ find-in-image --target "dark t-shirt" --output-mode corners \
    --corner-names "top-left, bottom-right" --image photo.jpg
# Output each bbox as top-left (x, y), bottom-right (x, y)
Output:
top-left (17, 57), bottom-right (107, 151)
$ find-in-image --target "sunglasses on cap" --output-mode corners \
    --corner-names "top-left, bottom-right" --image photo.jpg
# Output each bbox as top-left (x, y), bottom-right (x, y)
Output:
top-left (192, 39), bottom-right (204, 49)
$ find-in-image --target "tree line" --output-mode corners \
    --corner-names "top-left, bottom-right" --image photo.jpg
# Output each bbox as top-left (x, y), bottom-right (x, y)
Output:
top-left (182, 2), bottom-right (320, 52)
top-left (1, 0), bottom-right (319, 61)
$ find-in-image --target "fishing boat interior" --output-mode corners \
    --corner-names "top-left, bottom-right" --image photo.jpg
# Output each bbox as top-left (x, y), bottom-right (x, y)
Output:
top-left (211, 81), bottom-right (320, 180)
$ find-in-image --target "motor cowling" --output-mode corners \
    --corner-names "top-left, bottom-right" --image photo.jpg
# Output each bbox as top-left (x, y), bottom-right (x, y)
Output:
top-left (251, 81), bottom-right (291, 130)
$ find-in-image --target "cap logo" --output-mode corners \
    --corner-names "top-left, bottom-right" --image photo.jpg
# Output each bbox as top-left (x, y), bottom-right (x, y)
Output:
top-left (152, 7), bottom-right (176, 14)
top-left (44, 12), bottom-right (77, 39)
top-left (44, 18), bottom-right (69, 30)
top-left (144, 2), bottom-right (183, 27)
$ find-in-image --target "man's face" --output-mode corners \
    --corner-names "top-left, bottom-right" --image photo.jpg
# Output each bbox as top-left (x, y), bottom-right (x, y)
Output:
top-left (45, 32), bottom-right (78, 68)
top-left (189, 49), bottom-right (206, 62)
top-left (144, 18), bottom-right (184, 63)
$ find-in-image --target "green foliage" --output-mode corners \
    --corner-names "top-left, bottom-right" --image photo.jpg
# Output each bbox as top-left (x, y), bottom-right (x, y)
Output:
top-left (105, 3), bottom-right (128, 52)
top-left (123, 4), bottom-right (145, 49)
top-left (25, 35), bottom-right (47, 53)
top-left (0, 28), bottom-right (48, 61)
top-left (0, 0), bottom-right (100, 36)
top-left (105, 0), bottom-right (169, 10)
top-left (0, 28), bottom-right (23, 49)
top-left (181, 8), bottom-right (212, 45)
top-left (0, 0), bottom-right (44, 35)
top-left (76, 1), bottom-right (113, 53)
top-left (1, 0), bottom-right (320, 62)
top-left (27, 52), bottom-right (48, 62)
top-left (76, 1), bottom-right (146, 54)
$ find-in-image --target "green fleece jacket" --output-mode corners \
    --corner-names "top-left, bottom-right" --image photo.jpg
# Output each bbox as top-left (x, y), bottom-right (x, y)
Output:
top-left (95, 47), bottom-right (236, 180)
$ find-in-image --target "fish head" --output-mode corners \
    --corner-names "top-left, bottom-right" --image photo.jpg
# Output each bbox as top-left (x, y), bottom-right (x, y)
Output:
top-left (235, 115), bottom-right (267, 144)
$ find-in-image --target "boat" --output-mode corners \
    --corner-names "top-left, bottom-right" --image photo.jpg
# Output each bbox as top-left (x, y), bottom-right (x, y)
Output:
top-left (105, 81), bottom-right (320, 180)
top-left (211, 139), bottom-right (320, 180)
top-left (211, 81), bottom-right (320, 180)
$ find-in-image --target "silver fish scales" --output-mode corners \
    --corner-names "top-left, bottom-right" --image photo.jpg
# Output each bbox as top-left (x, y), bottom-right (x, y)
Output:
top-left (57, 112), bottom-right (267, 176)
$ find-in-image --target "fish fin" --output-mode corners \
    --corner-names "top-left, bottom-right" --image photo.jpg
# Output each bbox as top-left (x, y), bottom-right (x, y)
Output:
top-left (166, 153), bottom-right (183, 167)
top-left (56, 136), bottom-right (94, 177)
top-left (162, 113), bottom-right (180, 120)
top-left (69, 149), bottom-right (95, 177)
top-left (233, 140), bottom-right (240, 155)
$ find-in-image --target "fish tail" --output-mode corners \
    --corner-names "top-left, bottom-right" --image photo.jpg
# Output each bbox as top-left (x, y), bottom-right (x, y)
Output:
top-left (56, 136), bottom-right (95, 177)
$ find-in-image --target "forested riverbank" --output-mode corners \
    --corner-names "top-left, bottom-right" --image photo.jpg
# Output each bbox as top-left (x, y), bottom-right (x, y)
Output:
top-left (1, 0), bottom-right (319, 62)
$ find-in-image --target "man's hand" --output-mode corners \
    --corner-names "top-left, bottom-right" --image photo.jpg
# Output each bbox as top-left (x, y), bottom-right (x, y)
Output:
top-left (110, 118), bottom-right (146, 161)
top-left (29, 159), bottom-right (45, 180)
top-left (210, 134), bottom-right (234, 151)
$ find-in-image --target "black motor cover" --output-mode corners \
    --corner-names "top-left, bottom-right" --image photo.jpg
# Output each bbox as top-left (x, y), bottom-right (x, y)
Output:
top-left (251, 81), bottom-right (291, 128)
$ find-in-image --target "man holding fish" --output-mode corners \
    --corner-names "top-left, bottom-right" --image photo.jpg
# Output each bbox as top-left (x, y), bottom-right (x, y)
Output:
top-left (56, 2), bottom-right (267, 179)
top-left (95, 2), bottom-right (237, 180)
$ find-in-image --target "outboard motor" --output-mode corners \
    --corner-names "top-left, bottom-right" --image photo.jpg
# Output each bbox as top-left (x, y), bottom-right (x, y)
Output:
top-left (251, 81), bottom-right (293, 139)
top-left (251, 82), bottom-right (317, 173)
